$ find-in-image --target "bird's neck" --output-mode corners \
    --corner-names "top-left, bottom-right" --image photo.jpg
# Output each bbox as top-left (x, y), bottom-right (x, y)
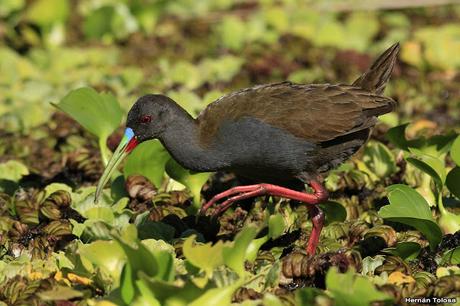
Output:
top-left (160, 109), bottom-right (227, 172)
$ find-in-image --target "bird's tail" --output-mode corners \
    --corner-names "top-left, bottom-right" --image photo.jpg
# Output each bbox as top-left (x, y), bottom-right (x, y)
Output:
top-left (352, 43), bottom-right (400, 95)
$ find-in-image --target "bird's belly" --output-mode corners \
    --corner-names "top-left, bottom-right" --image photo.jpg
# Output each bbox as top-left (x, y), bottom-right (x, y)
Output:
top-left (213, 117), bottom-right (317, 181)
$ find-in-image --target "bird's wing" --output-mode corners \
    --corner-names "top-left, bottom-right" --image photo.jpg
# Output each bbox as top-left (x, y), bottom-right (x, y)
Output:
top-left (197, 82), bottom-right (396, 145)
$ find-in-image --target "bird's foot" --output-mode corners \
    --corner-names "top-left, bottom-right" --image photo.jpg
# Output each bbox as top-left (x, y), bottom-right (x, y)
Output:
top-left (199, 181), bottom-right (328, 255)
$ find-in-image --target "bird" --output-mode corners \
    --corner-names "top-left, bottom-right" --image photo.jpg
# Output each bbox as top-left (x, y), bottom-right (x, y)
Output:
top-left (95, 43), bottom-right (400, 256)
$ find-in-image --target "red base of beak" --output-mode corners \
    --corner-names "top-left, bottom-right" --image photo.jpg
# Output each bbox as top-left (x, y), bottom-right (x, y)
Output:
top-left (126, 138), bottom-right (139, 153)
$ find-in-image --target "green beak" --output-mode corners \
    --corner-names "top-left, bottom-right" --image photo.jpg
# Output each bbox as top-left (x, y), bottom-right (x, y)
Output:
top-left (94, 128), bottom-right (138, 203)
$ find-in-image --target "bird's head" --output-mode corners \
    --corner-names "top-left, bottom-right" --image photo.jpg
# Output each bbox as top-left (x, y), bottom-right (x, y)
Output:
top-left (94, 94), bottom-right (177, 202)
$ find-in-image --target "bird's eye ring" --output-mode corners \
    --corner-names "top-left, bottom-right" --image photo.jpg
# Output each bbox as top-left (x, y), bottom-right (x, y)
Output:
top-left (140, 115), bottom-right (152, 123)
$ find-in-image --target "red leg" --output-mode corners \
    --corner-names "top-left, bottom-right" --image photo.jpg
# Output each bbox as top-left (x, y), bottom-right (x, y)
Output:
top-left (199, 184), bottom-right (264, 215)
top-left (200, 181), bottom-right (328, 255)
top-left (305, 206), bottom-right (325, 255)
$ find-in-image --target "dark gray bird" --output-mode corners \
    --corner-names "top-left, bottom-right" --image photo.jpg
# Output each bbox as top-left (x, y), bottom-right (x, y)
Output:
top-left (96, 43), bottom-right (400, 255)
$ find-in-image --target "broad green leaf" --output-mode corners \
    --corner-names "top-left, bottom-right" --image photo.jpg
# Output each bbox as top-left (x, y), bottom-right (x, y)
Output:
top-left (319, 201), bottom-right (347, 225)
top-left (441, 247), bottom-right (460, 265)
top-left (383, 242), bottom-right (421, 260)
top-left (378, 184), bottom-right (442, 250)
top-left (137, 274), bottom-right (205, 306)
top-left (79, 240), bottom-right (126, 283)
top-left (114, 235), bottom-right (158, 278)
top-left (124, 140), bottom-right (170, 187)
top-left (386, 123), bottom-right (422, 151)
top-left (407, 148), bottom-right (446, 188)
top-left (83, 207), bottom-right (115, 224)
top-left (166, 158), bottom-right (211, 210)
top-left (189, 281), bottom-right (242, 306)
top-left (326, 268), bottom-right (391, 306)
top-left (0, 160), bottom-right (29, 182)
top-left (222, 226), bottom-right (257, 277)
top-left (182, 235), bottom-right (228, 276)
top-left (52, 87), bottom-right (123, 141)
top-left (268, 214), bottom-right (285, 239)
top-left (446, 167), bottom-right (460, 199)
top-left (26, 0), bottom-right (69, 26)
top-left (451, 135), bottom-right (460, 166)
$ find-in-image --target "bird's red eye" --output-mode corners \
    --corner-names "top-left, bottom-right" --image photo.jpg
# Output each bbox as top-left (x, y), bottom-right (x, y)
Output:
top-left (140, 115), bottom-right (152, 123)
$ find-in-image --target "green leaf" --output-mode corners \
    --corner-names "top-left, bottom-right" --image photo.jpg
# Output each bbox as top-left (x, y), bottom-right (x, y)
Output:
top-left (124, 140), bottom-right (170, 187)
top-left (83, 207), bottom-right (115, 224)
top-left (383, 242), bottom-right (421, 260)
top-left (441, 247), bottom-right (460, 265)
top-left (295, 287), bottom-right (325, 306)
top-left (166, 158), bottom-right (211, 210)
top-left (78, 240), bottom-right (126, 283)
top-left (378, 184), bottom-right (442, 250)
top-left (182, 235), bottom-right (228, 277)
top-left (114, 235), bottom-right (159, 278)
top-left (446, 167), bottom-right (460, 199)
top-left (268, 214), bottom-right (285, 239)
top-left (222, 226), bottom-right (257, 277)
top-left (451, 135), bottom-right (460, 166)
top-left (26, 0), bottom-right (69, 27)
top-left (386, 123), bottom-right (423, 151)
top-left (407, 148), bottom-right (446, 188)
top-left (0, 160), bottom-right (29, 182)
top-left (53, 87), bottom-right (122, 139)
top-left (137, 274), bottom-right (204, 306)
top-left (120, 263), bottom-right (135, 305)
top-left (83, 6), bottom-right (118, 40)
top-left (326, 268), bottom-right (391, 306)
top-left (189, 281), bottom-right (242, 306)
top-left (363, 141), bottom-right (398, 179)
top-left (319, 201), bottom-right (347, 225)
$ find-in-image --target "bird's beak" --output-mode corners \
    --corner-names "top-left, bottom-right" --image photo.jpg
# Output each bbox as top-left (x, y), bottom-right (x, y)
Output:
top-left (94, 128), bottom-right (138, 203)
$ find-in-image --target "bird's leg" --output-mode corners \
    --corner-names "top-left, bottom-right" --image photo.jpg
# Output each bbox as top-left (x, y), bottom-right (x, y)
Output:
top-left (305, 205), bottom-right (325, 255)
top-left (200, 181), bottom-right (328, 255)
top-left (199, 184), bottom-right (265, 215)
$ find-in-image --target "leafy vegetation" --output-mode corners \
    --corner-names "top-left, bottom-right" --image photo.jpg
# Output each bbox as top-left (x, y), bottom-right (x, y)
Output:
top-left (0, 1), bottom-right (459, 305)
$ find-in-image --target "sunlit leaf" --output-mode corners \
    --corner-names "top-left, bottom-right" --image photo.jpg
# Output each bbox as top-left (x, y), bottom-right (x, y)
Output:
top-left (53, 87), bottom-right (123, 141)
top-left (26, 0), bottom-right (69, 27)
top-left (326, 268), bottom-right (391, 306)
top-left (378, 184), bottom-right (442, 250)
top-left (166, 158), bottom-right (210, 210)
top-left (451, 135), bottom-right (460, 166)
top-left (124, 140), bottom-right (170, 187)
top-left (79, 240), bottom-right (126, 284)
top-left (268, 214), bottom-right (285, 239)
top-left (222, 226), bottom-right (257, 277)
top-left (0, 160), bottom-right (29, 182)
top-left (189, 281), bottom-right (241, 306)
top-left (120, 263), bottom-right (135, 304)
top-left (182, 235), bottom-right (227, 276)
